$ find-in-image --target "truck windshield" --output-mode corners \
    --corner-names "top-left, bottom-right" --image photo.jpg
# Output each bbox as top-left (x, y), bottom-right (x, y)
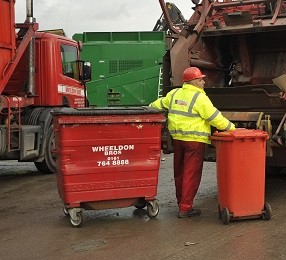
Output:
top-left (60, 45), bottom-right (79, 80)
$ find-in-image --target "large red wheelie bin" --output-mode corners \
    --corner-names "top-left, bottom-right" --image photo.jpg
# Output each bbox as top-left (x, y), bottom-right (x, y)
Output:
top-left (210, 129), bottom-right (271, 224)
top-left (52, 107), bottom-right (165, 227)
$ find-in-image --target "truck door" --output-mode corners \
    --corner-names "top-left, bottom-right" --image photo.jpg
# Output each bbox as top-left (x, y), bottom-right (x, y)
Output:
top-left (58, 44), bottom-right (85, 108)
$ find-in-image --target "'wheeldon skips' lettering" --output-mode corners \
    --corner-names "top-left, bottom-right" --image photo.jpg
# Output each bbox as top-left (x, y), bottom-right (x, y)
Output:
top-left (92, 145), bottom-right (135, 152)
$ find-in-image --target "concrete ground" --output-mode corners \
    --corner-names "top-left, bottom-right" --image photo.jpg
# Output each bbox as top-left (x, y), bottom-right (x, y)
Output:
top-left (1, 154), bottom-right (286, 260)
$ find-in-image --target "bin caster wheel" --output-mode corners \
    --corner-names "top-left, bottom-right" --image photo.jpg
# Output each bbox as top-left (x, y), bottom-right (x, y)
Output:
top-left (221, 207), bottom-right (231, 225)
top-left (68, 208), bottom-right (83, 227)
top-left (147, 201), bottom-right (159, 219)
top-left (218, 204), bottom-right (222, 220)
top-left (63, 204), bottom-right (69, 216)
top-left (135, 201), bottom-right (147, 209)
top-left (263, 203), bottom-right (272, 220)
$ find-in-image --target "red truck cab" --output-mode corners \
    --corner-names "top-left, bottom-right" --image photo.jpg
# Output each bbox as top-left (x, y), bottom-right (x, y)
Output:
top-left (35, 32), bottom-right (86, 107)
top-left (5, 32), bottom-right (87, 108)
top-left (0, 0), bottom-right (91, 173)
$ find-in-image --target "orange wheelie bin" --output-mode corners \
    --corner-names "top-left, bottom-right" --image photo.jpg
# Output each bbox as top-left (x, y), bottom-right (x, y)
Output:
top-left (210, 129), bottom-right (271, 224)
top-left (52, 107), bottom-right (165, 227)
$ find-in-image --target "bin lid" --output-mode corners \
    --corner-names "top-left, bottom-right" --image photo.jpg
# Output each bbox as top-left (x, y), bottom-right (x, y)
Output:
top-left (210, 128), bottom-right (268, 140)
top-left (51, 106), bottom-right (164, 116)
top-left (51, 106), bottom-right (166, 124)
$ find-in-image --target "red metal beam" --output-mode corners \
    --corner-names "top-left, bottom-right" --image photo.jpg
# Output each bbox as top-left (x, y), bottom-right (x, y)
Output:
top-left (0, 95), bottom-right (34, 109)
top-left (271, 0), bottom-right (282, 24)
top-left (211, 0), bottom-right (277, 9)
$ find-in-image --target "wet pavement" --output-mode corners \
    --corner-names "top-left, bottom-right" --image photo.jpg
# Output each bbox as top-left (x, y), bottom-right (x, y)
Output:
top-left (1, 155), bottom-right (286, 260)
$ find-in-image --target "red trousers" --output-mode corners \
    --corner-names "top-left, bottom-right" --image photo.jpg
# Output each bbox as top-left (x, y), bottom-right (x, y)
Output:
top-left (173, 139), bottom-right (205, 213)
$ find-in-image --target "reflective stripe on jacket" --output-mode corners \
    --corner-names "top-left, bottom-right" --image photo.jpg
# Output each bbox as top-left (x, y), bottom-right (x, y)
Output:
top-left (149, 83), bottom-right (235, 144)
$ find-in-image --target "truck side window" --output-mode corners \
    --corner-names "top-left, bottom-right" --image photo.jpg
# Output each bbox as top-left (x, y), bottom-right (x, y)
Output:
top-left (60, 45), bottom-right (79, 80)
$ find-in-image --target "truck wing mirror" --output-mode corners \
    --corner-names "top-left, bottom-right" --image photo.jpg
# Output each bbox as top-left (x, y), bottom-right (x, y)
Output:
top-left (191, 0), bottom-right (200, 5)
top-left (79, 61), bottom-right (91, 83)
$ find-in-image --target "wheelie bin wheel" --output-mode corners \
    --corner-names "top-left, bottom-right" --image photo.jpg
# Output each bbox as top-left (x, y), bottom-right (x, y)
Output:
top-left (221, 207), bottom-right (231, 225)
top-left (63, 204), bottom-right (69, 216)
top-left (69, 208), bottom-right (83, 227)
top-left (218, 204), bottom-right (222, 220)
top-left (135, 201), bottom-right (147, 209)
top-left (147, 201), bottom-right (159, 219)
top-left (262, 203), bottom-right (272, 220)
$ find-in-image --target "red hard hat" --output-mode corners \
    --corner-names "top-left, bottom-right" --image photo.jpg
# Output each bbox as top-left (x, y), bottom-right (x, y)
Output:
top-left (183, 67), bottom-right (206, 82)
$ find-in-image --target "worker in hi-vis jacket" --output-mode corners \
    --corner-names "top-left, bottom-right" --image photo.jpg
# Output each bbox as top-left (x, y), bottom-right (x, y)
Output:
top-left (150, 67), bottom-right (236, 218)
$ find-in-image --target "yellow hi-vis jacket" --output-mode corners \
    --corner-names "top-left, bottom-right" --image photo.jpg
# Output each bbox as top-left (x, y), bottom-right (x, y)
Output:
top-left (149, 83), bottom-right (235, 144)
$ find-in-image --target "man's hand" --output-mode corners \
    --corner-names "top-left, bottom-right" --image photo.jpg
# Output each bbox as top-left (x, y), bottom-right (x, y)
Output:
top-left (279, 92), bottom-right (286, 101)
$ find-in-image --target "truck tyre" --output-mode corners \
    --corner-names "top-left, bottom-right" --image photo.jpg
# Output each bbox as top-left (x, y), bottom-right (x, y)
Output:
top-left (34, 125), bottom-right (56, 173)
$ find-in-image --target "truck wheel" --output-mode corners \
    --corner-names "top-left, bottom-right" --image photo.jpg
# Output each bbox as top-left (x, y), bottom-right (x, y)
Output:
top-left (34, 125), bottom-right (56, 173)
